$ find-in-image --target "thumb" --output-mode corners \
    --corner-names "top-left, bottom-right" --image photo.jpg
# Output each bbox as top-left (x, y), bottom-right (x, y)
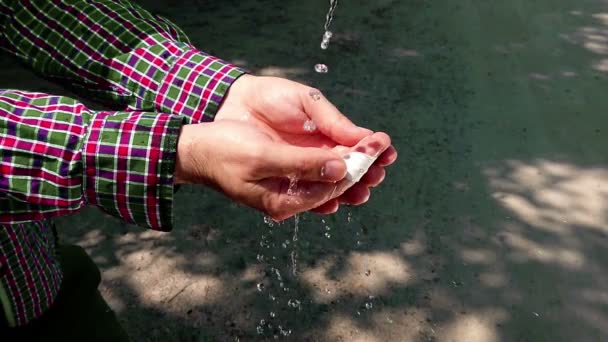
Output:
top-left (260, 144), bottom-right (347, 182)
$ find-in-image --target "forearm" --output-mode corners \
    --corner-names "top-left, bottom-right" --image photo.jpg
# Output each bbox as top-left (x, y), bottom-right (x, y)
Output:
top-left (0, 89), bottom-right (183, 230)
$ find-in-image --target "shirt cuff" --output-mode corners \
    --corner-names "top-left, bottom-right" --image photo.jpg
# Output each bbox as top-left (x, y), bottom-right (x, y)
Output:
top-left (154, 47), bottom-right (246, 123)
top-left (82, 112), bottom-right (184, 231)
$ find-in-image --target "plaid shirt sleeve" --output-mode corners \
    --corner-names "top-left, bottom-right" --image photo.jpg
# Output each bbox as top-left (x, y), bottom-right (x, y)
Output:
top-left (0, 0), bottom-right (243, 123)
top-left (0, 0), bottom-right (245, 123)
top-left (0, 0), bottom-right (246, 229)
top-left (0, 90), bottom-right (184, 230)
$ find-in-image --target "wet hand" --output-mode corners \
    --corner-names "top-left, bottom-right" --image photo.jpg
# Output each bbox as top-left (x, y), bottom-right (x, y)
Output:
top-left (214, 75), bottom-right (398, 214)
top-left (173, 120), bottom-right (391, 220)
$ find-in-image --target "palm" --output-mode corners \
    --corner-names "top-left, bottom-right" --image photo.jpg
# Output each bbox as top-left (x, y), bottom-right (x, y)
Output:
top-left (214, 75), bottom-right (396, 215)
top-left (216, 77), bottom-right (340, 151)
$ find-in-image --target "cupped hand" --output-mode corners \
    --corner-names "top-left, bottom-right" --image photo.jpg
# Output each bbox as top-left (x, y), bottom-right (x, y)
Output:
top-left (174, 120), bottom-right (391, 220)
top-left (214, 75), bottom-right (398, 213)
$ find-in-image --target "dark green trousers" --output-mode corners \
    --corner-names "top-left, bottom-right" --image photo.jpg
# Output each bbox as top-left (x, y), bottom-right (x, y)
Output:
top-left (2, 244), bottom-right (130, 341)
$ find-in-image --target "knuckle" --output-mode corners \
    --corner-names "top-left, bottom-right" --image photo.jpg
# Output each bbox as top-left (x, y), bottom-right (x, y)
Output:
top-left (307, 88), bottom-right (323, 101)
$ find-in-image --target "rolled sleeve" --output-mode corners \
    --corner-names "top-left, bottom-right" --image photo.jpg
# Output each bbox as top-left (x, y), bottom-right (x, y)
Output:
top-left (155, 48), bottom-right (245, 123)
top-left (83, 111), bottom-right (184, 230)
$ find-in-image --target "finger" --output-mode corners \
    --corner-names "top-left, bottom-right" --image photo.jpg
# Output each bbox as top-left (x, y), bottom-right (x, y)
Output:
top-left (280, 132), bottom-right (337, 149)
top-left (260, 133), bottom-right (392, 218)
top-left (350, 132), bottom-right (392, 157)
top-left (310, 199), bottom-right (340, 215)
top-left (359, 165), bottom-right (386, 187)
top-left (259, 144), bottom-right (346, 182)
top-left (375, 145), bottom-right (398, 167)
top-left (337, 184), bottom-right (371, 206)
top-left (265, 169), bottom-right (360, 220)
top-left (262, 179), bottom-right (337, 220)
top-left (300, 87), bottom-right (372, 146)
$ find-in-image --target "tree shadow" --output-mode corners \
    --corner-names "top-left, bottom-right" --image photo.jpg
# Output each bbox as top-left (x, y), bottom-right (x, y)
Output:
top-left (3, 0), bottom-right (608, 340)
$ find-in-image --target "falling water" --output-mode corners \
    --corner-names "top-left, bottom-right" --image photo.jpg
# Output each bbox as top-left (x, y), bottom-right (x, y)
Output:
top-left (315, 0), bottom-right (339, 73)
top-left (256, 177), bottom-right (302, 337)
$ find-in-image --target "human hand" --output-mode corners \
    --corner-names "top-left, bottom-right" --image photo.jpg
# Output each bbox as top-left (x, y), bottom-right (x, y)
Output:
top-left (214, 75), bottom-right (398, 214)
top-left (174, 120), bottom-right (391, 220)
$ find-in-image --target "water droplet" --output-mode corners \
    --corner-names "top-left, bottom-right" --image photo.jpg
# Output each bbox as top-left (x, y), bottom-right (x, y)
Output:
top-left (270, 311), bottom-right (276, 318)
top-left (286, 177), bottom-right (299, 196)
top-left (269, 295), bottom-right (276, 301)
top-left (320, 31), bottom-right (333, 50)
top-left (291, 250), bottom-right (298, 277)
top-left (325, 225), bottom-right (331, 231)
top-left (282, 242), bottom-right (288, 248)
top-left (365, 270), bottom-right (371, 276)
top-left (325, 232), bottom-right (331, 239)
top-left (386, 316), bottom-right (394, 324)
top-left (257, 326), bottom-right (264, 334)
top-left (365, 302), bottom-right (373, 310)
top-left (303, 120), bottom-right (317, 132)
top-left (357, 311), bottom-right (361, 316)
top-left (292, 214), bottom-right (300, 243)
top-left (263, 216), bottom-right (274, 227)
top-left (256, 254), bottom-right (264, 262)
top-left (257, 283), bottom-right (265, 292)
top-left (288, 299), bottom-right (301, 309)
top-left (315, 64), bottom-right (329, 73)
top-left (325, 287), bottom-right (331, 294)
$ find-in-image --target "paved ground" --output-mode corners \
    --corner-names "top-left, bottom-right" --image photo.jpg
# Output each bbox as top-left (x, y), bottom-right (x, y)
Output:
top-left (2, 0), bottom-right (608, 340)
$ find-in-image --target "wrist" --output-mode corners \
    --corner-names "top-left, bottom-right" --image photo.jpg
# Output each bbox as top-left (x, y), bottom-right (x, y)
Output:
top-left (174, 124), bottom-right (206, 185)
top-left (214, 74), bottom-right (256, 122)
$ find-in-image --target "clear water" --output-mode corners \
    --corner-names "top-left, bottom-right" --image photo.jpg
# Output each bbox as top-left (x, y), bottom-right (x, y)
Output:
top-left (256, 209), bottom-right (381, 337)
top-left (314, 64), bottom-right (329, 73)
top-left (315, 0), bottom-right (339, 73)
top-left (303, 119), bottom-right (317, 132)
top-left (256, 178), bottom-right (302, 337)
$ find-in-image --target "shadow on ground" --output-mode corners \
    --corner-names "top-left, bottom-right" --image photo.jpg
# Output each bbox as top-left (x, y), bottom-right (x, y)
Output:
top-left (2, 0), bottom-right (608, 340)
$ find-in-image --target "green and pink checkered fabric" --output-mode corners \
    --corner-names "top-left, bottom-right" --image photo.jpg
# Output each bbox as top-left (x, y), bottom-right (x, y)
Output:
top-left (0, 0), bottom-right (244, 327)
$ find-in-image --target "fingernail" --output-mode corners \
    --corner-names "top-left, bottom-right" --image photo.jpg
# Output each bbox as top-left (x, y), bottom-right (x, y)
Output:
top-left (322, 159), bottom-right (346, 180)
